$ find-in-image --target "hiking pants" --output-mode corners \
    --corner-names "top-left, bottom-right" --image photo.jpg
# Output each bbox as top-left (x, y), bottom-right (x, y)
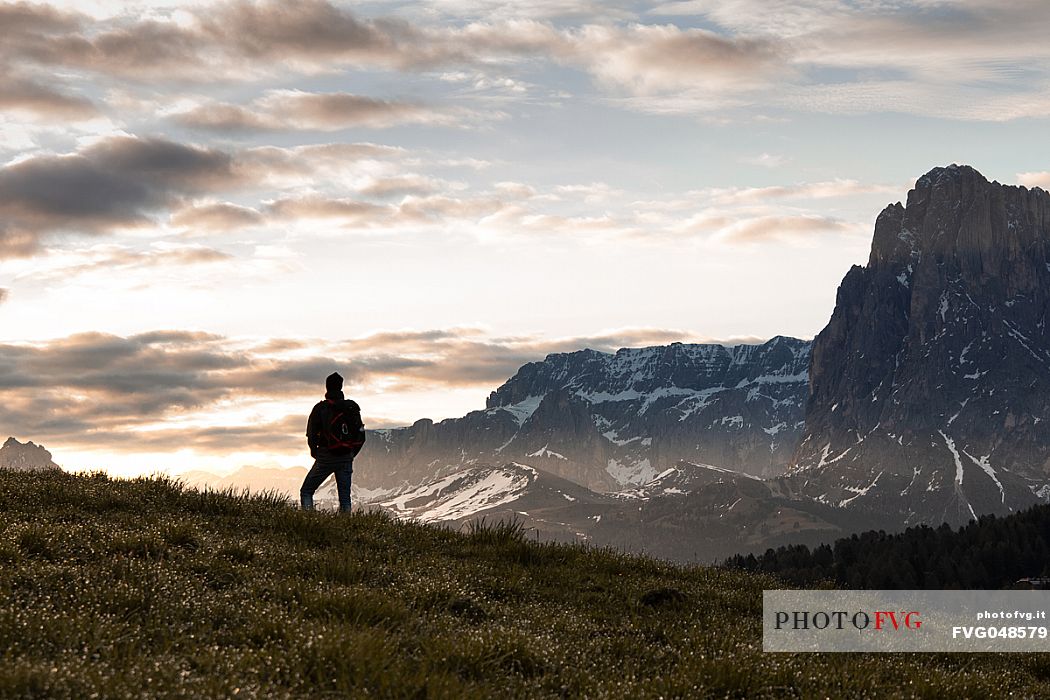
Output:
top-left (300, 459), bottom-right (353, 512)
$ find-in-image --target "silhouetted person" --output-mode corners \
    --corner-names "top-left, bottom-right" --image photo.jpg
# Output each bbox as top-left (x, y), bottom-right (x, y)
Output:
top-left (301, 372), bottom-right (365, 512)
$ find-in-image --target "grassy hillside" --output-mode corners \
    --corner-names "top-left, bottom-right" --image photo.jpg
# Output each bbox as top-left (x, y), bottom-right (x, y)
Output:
top-left (1, 471), bottom-right (1048, 699)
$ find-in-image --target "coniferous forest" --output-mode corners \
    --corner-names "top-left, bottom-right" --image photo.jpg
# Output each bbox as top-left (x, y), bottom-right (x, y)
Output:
top-left (725, 505), bottom-right (1050, 589)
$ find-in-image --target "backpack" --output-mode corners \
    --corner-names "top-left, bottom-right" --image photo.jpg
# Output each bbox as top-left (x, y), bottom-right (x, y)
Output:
top-left (321, 399), bottom-right (366, 455)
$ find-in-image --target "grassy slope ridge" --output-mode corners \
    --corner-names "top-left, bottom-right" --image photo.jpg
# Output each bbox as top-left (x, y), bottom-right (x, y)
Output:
top-left (1, 471), bottom-right (1048, 699)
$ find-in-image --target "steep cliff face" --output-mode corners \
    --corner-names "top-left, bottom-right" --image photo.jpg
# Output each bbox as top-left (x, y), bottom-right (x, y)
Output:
top-left (0, 437), bottom-right (61, 472)
top-left (355, 337), bottom-right (810, 492)
top-left (791, 165), bottom-right (1050, 524)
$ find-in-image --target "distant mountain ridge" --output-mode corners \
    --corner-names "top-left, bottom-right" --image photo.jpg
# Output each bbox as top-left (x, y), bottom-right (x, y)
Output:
top-left (361, 459), bottom-right (879, 561)
top-left (354, 336), bottom-right (811, 493)
top-left (180, 465), bottom-right (307, 498)
top-left (0, 437), bottom-right (61, 472)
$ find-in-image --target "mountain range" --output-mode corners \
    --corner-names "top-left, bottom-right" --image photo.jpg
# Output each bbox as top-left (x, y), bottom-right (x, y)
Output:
top-left (17, 164), bottom-right (1048, 562)
top-left (342, 164), bottom-right (1050, 557)
top-left (355, 336), bottom-right (811, 493)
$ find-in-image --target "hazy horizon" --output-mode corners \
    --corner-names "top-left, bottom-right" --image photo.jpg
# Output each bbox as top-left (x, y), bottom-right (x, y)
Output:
top-left (3, 0), bottom-right (1050, 476)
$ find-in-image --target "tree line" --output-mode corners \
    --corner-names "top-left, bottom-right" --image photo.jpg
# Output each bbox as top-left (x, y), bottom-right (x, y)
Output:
top-left (726, 505), bottom-right (1050, 589)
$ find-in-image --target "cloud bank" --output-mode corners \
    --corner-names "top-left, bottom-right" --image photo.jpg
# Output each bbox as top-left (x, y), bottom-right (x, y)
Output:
top-left (0, 135), bottom-right (240, 256)
top-left (0, 326), bottom-right (719, 454)
top-left (3, 0), bottom-right (1047, 120)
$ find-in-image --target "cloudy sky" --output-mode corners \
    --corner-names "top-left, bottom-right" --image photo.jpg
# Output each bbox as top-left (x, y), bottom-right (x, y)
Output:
top-left (2, 0), bottom-right (1050, 476)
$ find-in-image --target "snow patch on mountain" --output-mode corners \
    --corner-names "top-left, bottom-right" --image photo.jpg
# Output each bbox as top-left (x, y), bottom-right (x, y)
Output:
top-left (939, 431), bottom-right (964, 486)
top-left (527, 444), bottom-right (567, 460)
top-left (380, 464), bottom-right (536, 523)
top-left (606, 458), bottom-right (657, 486)
top-left (498, 396), bottom-right (543, 426)
top-left (963, 449), bottom-right (1005, 504)
top-left (602, 430), bottom-right (640, 446)
top-left (839, 471), bottom-right (883, 507)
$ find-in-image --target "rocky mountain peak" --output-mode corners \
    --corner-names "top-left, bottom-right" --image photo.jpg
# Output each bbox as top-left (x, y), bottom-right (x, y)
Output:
top-left (914, 163), bottom-right (985, 189)
top-left (0, 437), bottom-right (61, 472)
top-left (869, 165), bottom-right (1050, 280)
top-left (792, 164), bottom-right (1050, 525)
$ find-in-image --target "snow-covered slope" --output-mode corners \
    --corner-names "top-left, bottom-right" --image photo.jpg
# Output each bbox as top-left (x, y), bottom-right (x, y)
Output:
top-left (379, 463), bottom-right (537, 523)
top-left (371, 462), bottom-right (619, 544)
